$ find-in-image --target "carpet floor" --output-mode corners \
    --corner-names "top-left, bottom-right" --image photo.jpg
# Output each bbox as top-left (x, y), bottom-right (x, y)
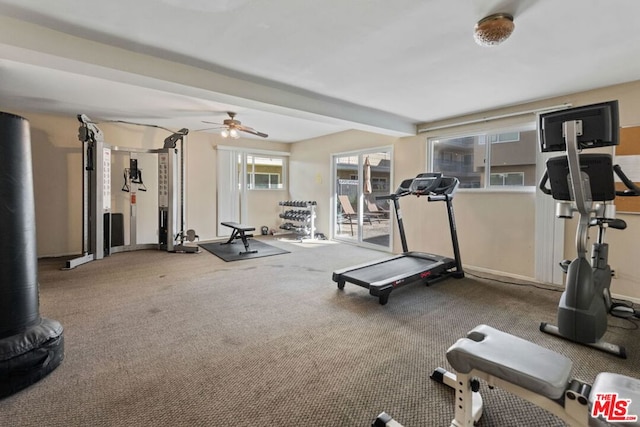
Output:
top-left (1, 238), bottom-right (638, 426)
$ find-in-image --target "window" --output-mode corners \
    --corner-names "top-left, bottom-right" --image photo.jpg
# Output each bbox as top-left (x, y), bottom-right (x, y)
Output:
top-left (490, 172), bottom-right (524, 186)
top-left (483, 132), bottom-right (521, 144)
top-left (253, 172), bottom-right (280, 189)
top-left (246, 155), bottom-right (286, 190)
top-left (430, 135), bottom-right (483, 188)
top-left (371, 177), bottom-right (389, 192)
top-left (429, 126), bottom-right (536, 189)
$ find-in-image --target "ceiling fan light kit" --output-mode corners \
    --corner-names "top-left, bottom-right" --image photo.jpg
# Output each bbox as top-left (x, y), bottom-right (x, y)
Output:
top-left (220, 128), bottom-right (239, 139)
top-left (474, 13), bottom-right (514, 47)
top-left (202, 111), bottom-right (268, 139)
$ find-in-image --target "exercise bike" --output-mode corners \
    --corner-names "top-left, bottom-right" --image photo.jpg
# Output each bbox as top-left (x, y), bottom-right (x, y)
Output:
top-left (538, 101), bottom-right (640, 358)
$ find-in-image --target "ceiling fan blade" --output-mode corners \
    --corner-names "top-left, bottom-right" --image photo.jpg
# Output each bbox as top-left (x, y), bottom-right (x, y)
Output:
top-left (238, 125), bottom-right (268, 138)
top-left (201, 114), bottom-right (267, 138)
top-left (195, 126), bottom-right (225, 132)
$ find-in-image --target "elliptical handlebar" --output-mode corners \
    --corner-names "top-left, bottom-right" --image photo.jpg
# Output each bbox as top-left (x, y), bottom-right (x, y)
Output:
top-left (538, 170), bottom-right (552, 195)
top-left (537, 164), bottom-right (640, 198)
top-left (613, 164), bottom-right (640, 196)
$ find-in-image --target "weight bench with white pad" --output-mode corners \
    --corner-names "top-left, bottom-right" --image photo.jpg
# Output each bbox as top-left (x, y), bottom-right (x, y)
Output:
top-left (447, 324), bottom-right (573, 400)
top-left (437, 324), bottom-right (640, 426)
top-left (220, 222), bottom-right (257, 255)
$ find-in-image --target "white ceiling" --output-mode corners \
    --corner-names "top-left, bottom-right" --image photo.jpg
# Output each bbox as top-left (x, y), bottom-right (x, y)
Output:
top-left (1, 0), bottom-right (640, 142)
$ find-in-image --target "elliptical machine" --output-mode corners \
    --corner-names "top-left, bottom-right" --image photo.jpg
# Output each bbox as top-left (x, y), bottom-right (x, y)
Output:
top-left (538, 100), bottom-right (639, 358)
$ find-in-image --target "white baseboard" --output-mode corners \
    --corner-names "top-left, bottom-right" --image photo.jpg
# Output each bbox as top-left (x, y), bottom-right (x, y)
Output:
top-left (464, 264), bottom-right (640, 304)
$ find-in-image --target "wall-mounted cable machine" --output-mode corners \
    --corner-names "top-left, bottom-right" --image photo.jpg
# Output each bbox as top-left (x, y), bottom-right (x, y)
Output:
top-left (158, 129), bottom-right (199, 254)
top-left (65, 115), bottom-right (197, 269)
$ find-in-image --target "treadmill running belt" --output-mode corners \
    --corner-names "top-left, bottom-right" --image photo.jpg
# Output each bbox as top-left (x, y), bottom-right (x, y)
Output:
top-left (340, 255), bottom-right (441, 284)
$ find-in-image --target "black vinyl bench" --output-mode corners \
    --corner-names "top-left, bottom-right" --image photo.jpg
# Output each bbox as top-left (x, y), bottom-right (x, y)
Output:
top-left (221, 222), bottom-right (257, 255)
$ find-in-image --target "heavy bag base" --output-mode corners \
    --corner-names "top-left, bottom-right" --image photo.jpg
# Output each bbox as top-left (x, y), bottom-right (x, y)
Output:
top-left (0, 317), bottom-right (64, 399)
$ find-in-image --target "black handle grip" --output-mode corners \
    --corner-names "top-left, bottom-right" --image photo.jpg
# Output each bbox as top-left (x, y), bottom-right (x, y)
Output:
top-left (613, 164), bottom-right (640, 196)
top-left (538, 170), bottom-right (552, 195)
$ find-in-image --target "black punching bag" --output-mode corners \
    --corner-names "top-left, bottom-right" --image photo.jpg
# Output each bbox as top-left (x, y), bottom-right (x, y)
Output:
top-left (0, 112), bottom-right (40, 336)
top-left (0, 112), bottom-right (64, 399)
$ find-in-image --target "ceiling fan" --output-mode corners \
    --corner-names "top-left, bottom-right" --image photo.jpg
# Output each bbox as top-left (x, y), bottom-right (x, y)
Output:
top-left (202, 112), bottom-right (268, 139)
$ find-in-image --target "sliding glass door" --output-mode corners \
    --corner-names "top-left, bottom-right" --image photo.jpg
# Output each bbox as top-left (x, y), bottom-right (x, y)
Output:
top-left (332, 149), bottom-right (392, 250)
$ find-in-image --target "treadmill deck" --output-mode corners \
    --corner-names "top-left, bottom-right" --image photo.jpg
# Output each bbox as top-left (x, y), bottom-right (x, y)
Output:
top-left (333, 251), bottom-right (455, 293)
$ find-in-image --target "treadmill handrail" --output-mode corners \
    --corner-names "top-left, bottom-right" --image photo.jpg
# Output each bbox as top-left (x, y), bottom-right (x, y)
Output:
top-left (427, 194), bottom-right (450, 202)
top-left (376, 192), bottom-right (408, 201)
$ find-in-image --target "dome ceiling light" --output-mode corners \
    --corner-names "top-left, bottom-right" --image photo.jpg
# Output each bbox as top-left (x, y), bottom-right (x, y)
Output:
top-left (474, 13), bottom-right (515, 47)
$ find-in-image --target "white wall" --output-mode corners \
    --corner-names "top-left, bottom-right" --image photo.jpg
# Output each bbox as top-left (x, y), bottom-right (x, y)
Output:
top-left (289, 80), bottom-right (640, 301)
top-left (289, 130), bottom-right (399, 238)
top-left (418, 80), bottom-right (640, 300)
top-left (6, 79), bottom-right (640, 302)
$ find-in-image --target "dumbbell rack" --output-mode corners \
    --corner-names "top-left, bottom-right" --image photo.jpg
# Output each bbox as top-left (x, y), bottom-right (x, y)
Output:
top-left (278, 200), bottom-right (317, 240)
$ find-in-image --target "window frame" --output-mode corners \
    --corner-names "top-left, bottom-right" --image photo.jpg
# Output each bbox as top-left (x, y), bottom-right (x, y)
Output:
top-left (218, 145), bottom-right (289, 192)
top-left (246, 154), bottom-right (287, 190)
top-left (489, 171), bottom-right (525, 187)
top-left (251, 171), bottom-right (282, 189)
top-left (480, 131), bottom-right (521, 144)
top-left (427, 123), bottom-right (537, 193)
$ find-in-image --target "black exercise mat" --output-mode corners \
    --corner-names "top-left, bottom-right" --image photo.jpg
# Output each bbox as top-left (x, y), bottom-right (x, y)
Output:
top-left (199, 239), bottom-right (290, 262)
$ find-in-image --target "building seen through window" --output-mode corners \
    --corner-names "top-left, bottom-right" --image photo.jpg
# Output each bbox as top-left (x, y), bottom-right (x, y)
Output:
top-left (430, 128), bottom-right (537, 189)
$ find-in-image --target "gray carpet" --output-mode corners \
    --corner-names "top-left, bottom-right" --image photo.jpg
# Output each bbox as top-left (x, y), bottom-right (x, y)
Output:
top-left (1, 239), bottom-right (638, 426)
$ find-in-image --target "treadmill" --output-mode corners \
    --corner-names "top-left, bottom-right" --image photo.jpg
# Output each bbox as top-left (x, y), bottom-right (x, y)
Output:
top-left (332, 173), bottom-right (464, 305)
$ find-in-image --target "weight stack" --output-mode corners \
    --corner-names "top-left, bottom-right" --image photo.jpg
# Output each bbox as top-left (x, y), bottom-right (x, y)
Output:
top-left (0, 112), bottom-right (64, 399)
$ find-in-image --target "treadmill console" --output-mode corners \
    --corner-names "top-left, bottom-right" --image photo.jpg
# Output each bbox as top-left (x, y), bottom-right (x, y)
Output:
top-left (396, 178), bottom-right (415, 196)
top-left (377, 178), bottom-right (415, 202)
top-left (410, 173), bottom-right (443, 195)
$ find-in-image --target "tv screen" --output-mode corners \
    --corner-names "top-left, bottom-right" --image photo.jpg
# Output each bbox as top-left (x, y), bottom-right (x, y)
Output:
top-left (539, 100), bottom-right (619, 152)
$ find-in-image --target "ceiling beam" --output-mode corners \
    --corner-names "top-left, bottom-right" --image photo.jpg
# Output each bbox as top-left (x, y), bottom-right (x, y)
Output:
top-left (0, 15), bottom-right (416, 137)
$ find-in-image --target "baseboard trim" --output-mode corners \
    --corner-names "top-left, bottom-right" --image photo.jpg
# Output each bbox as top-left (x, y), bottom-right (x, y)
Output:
top-left (464, 264), bottom-right (640, 304)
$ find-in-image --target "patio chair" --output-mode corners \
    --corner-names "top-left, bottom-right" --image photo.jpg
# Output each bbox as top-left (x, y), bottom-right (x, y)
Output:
top-left (364, 196), bottom-right (389, 222)
top-left (338, 195), bottom-right (372, 236)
